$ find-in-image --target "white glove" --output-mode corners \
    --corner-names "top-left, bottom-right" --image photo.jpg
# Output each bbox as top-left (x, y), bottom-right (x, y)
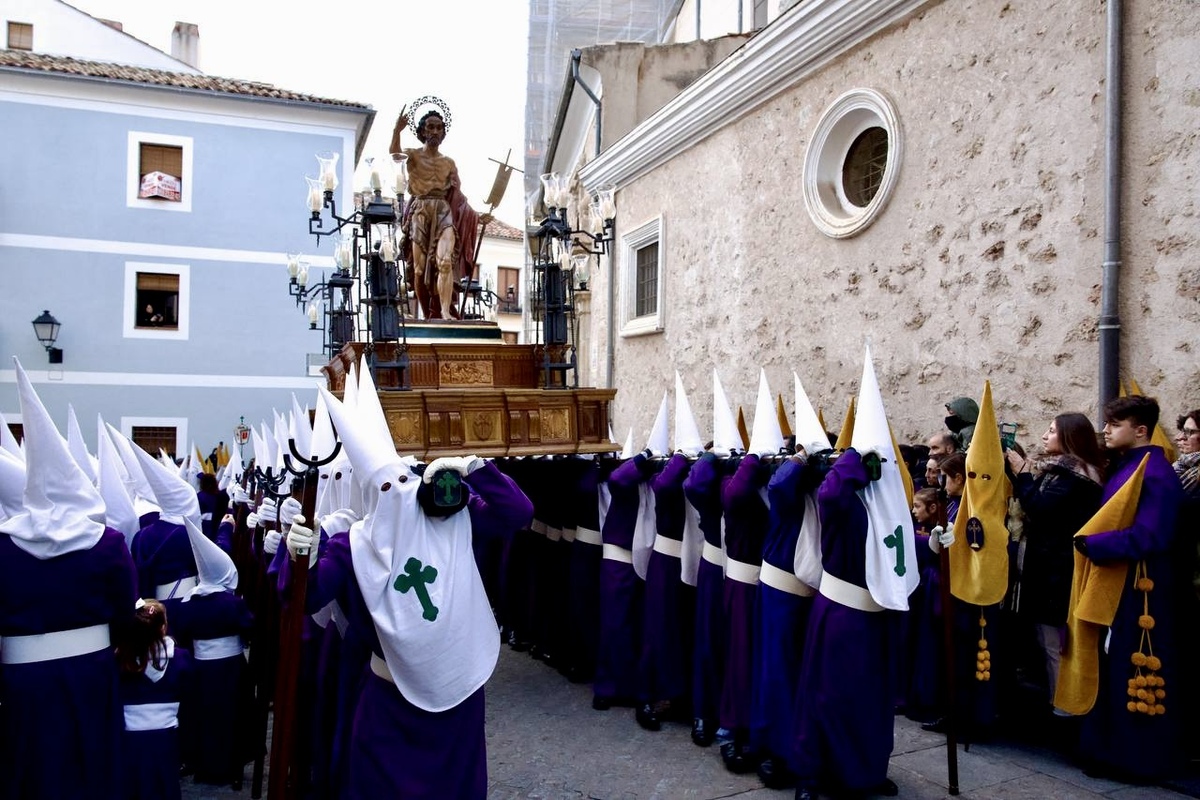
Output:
top-left (286, 516), bottom-right (319, 566)
top-left (278, 497), bottom-right (303, 528)
top-left (423, 456), bottom-right (481, 483)
top-left (246, 512), bottom-right (261, 530)
top-left (928, 525), bottom-right (955, 553)
top-left (263, 530), bottom-right (282, 555)
top-left (258, 497), bottom-right (279, 524)
top-left (231, 485), bottom-right (250, 505)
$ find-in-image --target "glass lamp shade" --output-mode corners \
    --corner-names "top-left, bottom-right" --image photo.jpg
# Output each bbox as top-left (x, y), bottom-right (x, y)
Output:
top-left (540, 172), bottom-right (569, 209)
top-left (316, 151), bottom-right (340, 191)
top-left (571, 254), bottom-right (590, 286)
top-left (297, 264), bottom-right (310, 288)
top-left (286, 253), bottom-right (300, 279)
top-left (31, 309), bottom-right (60, 347)
top-left (306, 177), bottom-right (323, 213)
top-left (308, 301), bottom-right (320, 325)
top-left (588, 202), bottom-right (604, 235)
top-left (597, 185), bottom-right (616, 221)
top-left (391, 153), bottom-right (409, 195)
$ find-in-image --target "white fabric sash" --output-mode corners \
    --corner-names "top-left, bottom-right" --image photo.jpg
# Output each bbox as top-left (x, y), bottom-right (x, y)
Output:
top-left (819, 570), bottom-right (884, 613)
top-left (155, 575), bottom-right (198, 600)
top-left (760, 560), bottom-right (815, 597)
top-left (350, 476), bottom-right (499, 713)
top-left (1, 623), bottom-right (110, 664)
top-left (597, 483), bottom-right (612, 533)
top-left (311, 600), bottom-right (336, 630)
top-left (680, 500), bottom-right (703, 588)
top-left (725, 556), bottom-right (761, 585)
top-left (192, 635), bottom-right (243, 661)
top-left (546, 525), bottom-right (562, 542)
top-left (124, 702), bottom-right (180, 731)
top-left (631, 483), bottom-right (656, 580)
top-left (602, 543), bottom-right (633, 564)
top-left (701, 541), bottom-right (726, 568)
top-left (561, 527), bottom-right (576, 543)
top-left (652, 535), bottom-right (683, 558)
top-left (530, 518), bottom-right (548, 535)
top-left (792, 492), bottom-right (824, 590)
top-left (575, 526), bottom-right (602, 546)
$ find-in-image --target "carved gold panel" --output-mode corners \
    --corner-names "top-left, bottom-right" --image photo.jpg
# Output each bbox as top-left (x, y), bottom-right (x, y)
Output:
top-left (439, 360), bottom-right (494, 387)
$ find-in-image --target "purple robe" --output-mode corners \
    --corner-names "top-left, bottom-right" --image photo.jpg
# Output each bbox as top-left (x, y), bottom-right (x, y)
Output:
top-left (131, 518), bottom-right (199, 632)
top-left (719, 454), bottom-right (769, 734)
top-left (594, 454), bottom-right (652, 704)
top-left (120, 643), bottom-right (194, 800)
top-left (0, 528), bottom-right (137, 800)
top-left (750, 458), bottom-right (815, 759)
top-left (304, 463), bottom-right (532, 799)
top-left (639, 453), bottom-right (696, 704)
top-left (790, 450), bottom-right (895, 792)
top-left (1079, 445), bottom-right (1185, 780)
top-left (168, 590), bottom-right (255, 785)
top-left (683, 452), bottom-right (727, 723)
top-left (565, 458), bottom-right (603, 681)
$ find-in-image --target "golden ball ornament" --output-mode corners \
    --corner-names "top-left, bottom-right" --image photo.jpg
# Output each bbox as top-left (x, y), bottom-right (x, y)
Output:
top-left (1136, 701), bottom-right (1148, 713)
top-left (1138, 615), bottom-right (1155, 630)
top-left (1127, 701), bottom-right (1138, 713)
top-left (1131, 652), bottom-right (1147, 667)
top-left (1145, 656), bottom-right (1161, 671)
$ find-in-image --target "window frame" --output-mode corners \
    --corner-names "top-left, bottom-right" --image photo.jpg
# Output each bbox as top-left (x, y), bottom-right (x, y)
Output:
top-left (123, 262), bottom-right (190, 340)
top-left (7, 21), bottom-right (33, 51)
top-left (127, 131), bottom-right (193, 213)
top-left (620, 215), bottom-right (665, 338)
top-left (122, 417), bottom-right (187, 462)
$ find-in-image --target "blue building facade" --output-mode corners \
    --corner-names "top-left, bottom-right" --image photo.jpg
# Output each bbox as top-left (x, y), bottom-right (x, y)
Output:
top-left (0, 49), bottom-right (373, 457)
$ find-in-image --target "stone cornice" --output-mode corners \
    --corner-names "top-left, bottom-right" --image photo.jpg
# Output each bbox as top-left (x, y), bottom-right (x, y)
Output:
top-left (579, 0), bottom-right (932, 194)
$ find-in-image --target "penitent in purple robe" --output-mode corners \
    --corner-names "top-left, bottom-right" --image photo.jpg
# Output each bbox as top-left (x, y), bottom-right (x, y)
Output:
top-left (719, 454), bottom-right (769, 735)
top-left (565, 458), bottom-right (603, 681)
top-left (639, 453), bottom-right (696, 706)
top-left (120, 642), bottom-right (194, 800)
top-left (1079, 445), bottom-right (1185, 781)
top-left (683, 452), bottom-right (728, 725)
top-left (790, 450), bottom-right (895, 793)
top-left (168, 590), bottom-right (255, 785)
top-left (750, 457), bottom-right (815, 760)
top-left (594, 453), bottom-right (653, 704)
top-left (304, 463), bottom-right (532, 800)
top-left (0, 528), bottom-right (137, 800)
top-left (131, 518), bottom-right (199, 630)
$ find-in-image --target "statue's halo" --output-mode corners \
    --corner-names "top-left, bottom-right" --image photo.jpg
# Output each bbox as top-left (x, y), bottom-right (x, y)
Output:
top-left (408, 96), bottom-right (453, 135)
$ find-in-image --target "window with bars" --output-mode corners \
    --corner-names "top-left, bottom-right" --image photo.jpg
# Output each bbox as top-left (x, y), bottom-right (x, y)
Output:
top-left (135, 272), bottom-right (180, 329)
top-left (842, 127), bottom-right (889, 208)
top-left (132, 427), bottom-right (177, 460)
top-left (634, 242), bottom-right (658, 318)
top-left (7, 22), bottom-right (32, 51)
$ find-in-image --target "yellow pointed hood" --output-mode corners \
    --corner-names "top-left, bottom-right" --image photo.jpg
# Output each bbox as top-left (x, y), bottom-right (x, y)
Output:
top-left (834, 396), bottom-right (856, 451)
top-left (776, 394), bottom-right (793, 439)
top-left (949, 381), bottom-right (1011, 606)
top-left (1055, 454), bottom-right (1149, 715)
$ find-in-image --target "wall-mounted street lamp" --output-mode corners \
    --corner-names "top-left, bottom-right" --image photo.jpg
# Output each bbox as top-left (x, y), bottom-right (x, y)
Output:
top-left (31, 310), bottom-right (63, 364)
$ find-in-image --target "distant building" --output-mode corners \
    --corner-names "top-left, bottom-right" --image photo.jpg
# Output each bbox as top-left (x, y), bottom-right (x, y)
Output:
top-left (1, 0), bottom-right (373, 458)
top-left (538, 0), bottom-right (1200, 443)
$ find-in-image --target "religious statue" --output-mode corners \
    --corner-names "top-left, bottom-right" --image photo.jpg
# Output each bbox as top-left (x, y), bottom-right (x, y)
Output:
top-left (390, 98), bottom-right (491, 320)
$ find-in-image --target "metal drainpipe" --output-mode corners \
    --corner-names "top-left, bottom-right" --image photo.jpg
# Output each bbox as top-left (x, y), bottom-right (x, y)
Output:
top-left (1098, 0), bottom-right (1123, 417)
top-left (571, 49), bottom-right (616, 389)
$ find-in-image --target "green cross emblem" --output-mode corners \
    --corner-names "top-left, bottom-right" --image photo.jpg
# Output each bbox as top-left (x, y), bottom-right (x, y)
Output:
top-left (883, 524), bottom-right (907, 577)
top-left (436, 470), bottom-right (461, 505)
top-left (393, 557), bottom-right (439, 621)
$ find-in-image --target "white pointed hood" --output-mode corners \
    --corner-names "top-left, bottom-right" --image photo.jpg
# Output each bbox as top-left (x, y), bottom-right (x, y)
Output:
top-left (292, 393), bottom-right (314, 462)
top-left (673, 372), bottom-right (705, 456)
top-left (96, 422), bottom-right (140, 547)
top-left (183, 515), bottom-right (238, 599)
top-left (794, 371), bottom-right (831, 455)
top-left (0, 358), bottom-right (106, 558)
top-left (318, 385), bottom-right (407, 492)
top-left (620, 428), bottom-right (635, 459)
top-left (134, 444), bottom-right (201, 527)
top-left (106, 423), bottom-right (162, 519)
top-left (646, 391), bottom-right (670, 456)
top-left (0, 411), bottom-right (23, 461)
top-left (712, 370), bottom-right (741, 456)
top-left (851, 344), bottom-right (918, 611)
top-left (748, 369), bottom-right (785, 456)
top-left (66, 404), bottom-right (99, 485)
top-left (218, 439), bottom-right (244, 491)
top-left (0, 448), bottom-right (26, 521)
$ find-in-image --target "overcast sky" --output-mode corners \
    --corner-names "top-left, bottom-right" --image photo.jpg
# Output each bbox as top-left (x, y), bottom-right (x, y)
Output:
top-left (69, 0), bottom-right (530, 227)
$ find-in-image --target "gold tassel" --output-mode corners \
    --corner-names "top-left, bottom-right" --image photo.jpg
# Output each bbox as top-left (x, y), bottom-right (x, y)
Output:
top-left (975, 609), bottom-right (991, 681)
top-left (1125, 561), bottom-right (1166, 715)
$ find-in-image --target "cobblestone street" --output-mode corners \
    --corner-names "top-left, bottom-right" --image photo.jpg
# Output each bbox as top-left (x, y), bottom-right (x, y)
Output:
top-left (183, 645), bottom-right (1198, 799)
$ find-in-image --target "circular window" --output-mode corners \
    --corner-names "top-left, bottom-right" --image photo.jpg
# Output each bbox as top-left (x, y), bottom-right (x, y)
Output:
top-left (803, 89), bottom-right (902, 238)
